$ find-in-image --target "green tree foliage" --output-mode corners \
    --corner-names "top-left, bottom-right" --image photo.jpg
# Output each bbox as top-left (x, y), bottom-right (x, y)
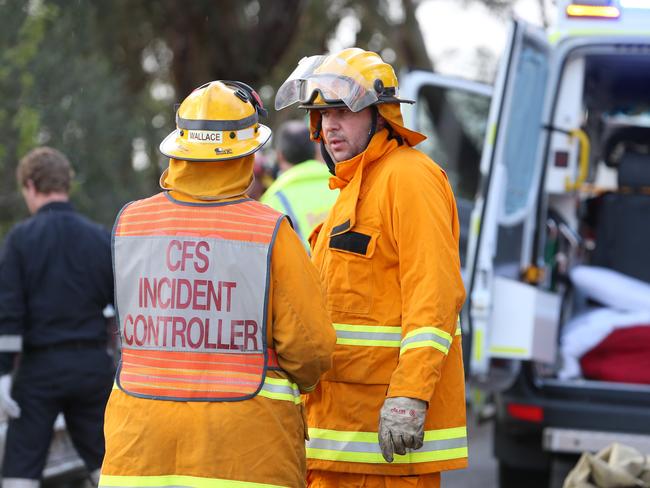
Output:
top-left (0, 0), bottom-right (521, 237)
top-left (0, 1), bottom-right (163, 234)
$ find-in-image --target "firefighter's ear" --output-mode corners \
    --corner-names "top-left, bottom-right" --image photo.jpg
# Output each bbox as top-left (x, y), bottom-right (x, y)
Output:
top-left (377, 115), bottom-right (386, 130)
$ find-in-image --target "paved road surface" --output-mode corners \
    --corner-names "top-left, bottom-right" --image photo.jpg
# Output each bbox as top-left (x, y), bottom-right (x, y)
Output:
top-left (443, 410), bottom-right (498, 487)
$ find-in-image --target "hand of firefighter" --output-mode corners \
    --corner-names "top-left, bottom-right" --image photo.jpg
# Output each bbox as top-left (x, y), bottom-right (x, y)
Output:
top-left (0, 374), bottom-right (20, 419)
top-left (378, 396), bottom-right (427, 462)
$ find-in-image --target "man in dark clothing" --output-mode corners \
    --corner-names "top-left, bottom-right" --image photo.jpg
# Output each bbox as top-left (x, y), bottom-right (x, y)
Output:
top-left (0, 147), bottom-right (114, 488)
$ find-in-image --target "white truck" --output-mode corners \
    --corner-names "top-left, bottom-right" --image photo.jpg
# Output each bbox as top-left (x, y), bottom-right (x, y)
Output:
top-left (402, 1), bottom-right (650, 486)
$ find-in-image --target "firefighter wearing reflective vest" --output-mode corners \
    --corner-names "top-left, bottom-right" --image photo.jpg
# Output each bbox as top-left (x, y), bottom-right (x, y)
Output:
top-left (100, 81), bottom-right (335, 488)
top-left (276, 49), bottom-right (467, 487)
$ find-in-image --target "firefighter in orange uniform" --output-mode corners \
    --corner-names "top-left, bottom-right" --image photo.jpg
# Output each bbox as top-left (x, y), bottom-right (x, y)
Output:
top-left (275, 49), bottom-right (467, 487)
top-left (99, 81), bottom-right (335, 488)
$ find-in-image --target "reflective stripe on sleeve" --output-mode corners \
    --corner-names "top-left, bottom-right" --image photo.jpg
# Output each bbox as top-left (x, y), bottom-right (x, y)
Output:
top-left (400, 327), bottom-right (452, 356)
top-left (256, 377), bottom-right (301, 404)
top-left (306, 426), bottom-right (468, 464)
top-left (333, 324), bottom-right (401, 347)
top-left (0, 335), bottom-right (22, 352)
top-left (99, 473), bottom-right (285, 487)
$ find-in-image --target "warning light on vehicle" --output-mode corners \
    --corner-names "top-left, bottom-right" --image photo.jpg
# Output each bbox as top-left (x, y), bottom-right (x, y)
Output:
top-left (566, 4), bottom-right (621, 17)
top-left (507, 403), bottom-right (544, 423)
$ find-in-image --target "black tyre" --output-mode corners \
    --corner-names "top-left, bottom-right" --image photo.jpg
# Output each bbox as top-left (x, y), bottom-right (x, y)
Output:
top-left (499, 462), bottom-right (549, 488)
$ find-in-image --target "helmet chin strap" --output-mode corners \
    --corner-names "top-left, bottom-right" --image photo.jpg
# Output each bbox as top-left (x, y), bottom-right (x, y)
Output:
top-left (319, 106), bottom-right (379, 176)
top-left (367, 106), bottom-right (378, 146)
top-left (320, 141), bottom-right (337, 176)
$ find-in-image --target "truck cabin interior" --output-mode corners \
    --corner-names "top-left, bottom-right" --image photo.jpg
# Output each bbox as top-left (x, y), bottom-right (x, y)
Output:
top-left (544, 51), bottom-right (650, 384)
top-left (573, 52), bottom-right (650, 274)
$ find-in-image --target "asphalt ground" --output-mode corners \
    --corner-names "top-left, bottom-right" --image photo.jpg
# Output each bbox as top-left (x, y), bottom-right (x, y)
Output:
top-left (443, 409), bottom-right (498, 487)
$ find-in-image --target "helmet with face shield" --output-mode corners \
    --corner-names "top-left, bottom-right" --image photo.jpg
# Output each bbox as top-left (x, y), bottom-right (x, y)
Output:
top-left (275, 48), bottom-right (425, 149)
top-left (275, 48), bottom-right (411, 112)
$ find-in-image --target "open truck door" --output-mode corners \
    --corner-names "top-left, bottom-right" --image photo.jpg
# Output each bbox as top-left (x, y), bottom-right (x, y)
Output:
top-left (465, 19), bottom-right (554, 388)
top-left (400, 71), bottom-right (492, 275)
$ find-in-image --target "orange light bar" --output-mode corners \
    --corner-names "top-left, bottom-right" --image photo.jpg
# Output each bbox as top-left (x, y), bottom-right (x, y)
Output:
top-left (566, 4), bottom-right (621, 17)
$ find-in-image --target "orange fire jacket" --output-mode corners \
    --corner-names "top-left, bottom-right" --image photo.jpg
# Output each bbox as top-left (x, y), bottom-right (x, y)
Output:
top-left (100, 157), bottom-right (335, 488)
top-left (306, 129), bottom-right (467, 476)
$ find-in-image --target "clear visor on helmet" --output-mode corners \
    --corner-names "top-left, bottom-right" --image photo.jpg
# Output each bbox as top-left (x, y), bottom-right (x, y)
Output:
top-left (275, 54), bottom-right (379, 113)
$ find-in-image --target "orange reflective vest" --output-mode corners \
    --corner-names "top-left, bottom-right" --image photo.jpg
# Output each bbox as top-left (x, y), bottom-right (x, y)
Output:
top-left (113, 192), bottom-right (283, 401)
top-left (306, 130), bottom-right (467, 476)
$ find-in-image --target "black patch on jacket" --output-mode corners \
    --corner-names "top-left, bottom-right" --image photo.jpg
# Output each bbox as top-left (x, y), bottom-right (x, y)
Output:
top-left (329, 231), bottom-right (371, 256)
top-left (331, 220), bottom-right (351, 235)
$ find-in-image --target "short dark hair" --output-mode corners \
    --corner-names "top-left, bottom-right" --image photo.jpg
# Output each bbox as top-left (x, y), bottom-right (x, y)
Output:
top-left (276, 120), bottom-right (316, 165)
top-left (16, 147), bottom-right (74, 194)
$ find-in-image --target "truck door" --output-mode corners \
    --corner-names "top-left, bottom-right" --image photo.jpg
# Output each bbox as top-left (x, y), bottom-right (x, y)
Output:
top-left (400, 71), bottom-right (492, 273)
top-left (465, 19), bottom-right (551, 383)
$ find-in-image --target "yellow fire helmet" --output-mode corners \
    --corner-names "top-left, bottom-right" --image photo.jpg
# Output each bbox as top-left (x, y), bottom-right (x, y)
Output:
top-left (160, 80), bottom-right (271, 162)
top-left (275, 48), bottom-right (425, 147)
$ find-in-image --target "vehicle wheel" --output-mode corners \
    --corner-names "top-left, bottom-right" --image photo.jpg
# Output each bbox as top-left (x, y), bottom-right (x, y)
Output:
top-left (549, 454), bottom-right (579, 488)
top-left (499, 462), bottom-right (549, 488)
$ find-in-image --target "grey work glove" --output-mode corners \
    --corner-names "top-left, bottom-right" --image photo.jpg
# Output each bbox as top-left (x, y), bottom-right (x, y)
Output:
top-left (378, 396), bottom-right (427, 462)
top-left (0, 374), bottom-right (20, 419)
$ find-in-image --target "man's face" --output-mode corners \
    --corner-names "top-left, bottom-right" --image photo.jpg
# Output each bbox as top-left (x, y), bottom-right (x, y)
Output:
top-left (320, 107), bottom-right (373, 163)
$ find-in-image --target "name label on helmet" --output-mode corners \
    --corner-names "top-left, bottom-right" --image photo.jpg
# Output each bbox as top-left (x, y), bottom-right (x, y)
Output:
top-left (188, 130), bottom-right (223, 144)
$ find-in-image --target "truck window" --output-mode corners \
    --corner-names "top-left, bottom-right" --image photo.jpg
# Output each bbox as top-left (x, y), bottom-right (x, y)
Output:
top-left (501, 46), bottom-right (548, 222)
top-left (415, 84), bottom-right (491, 266)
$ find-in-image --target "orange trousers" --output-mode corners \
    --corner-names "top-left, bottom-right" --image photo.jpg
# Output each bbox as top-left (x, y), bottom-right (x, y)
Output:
top-left (307, 470), bottom-right (441, 488)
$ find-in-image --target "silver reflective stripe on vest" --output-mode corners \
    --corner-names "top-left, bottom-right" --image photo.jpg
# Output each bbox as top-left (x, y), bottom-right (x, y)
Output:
top-left (306, 427), bottom-right (468, 464)
top-left (0, 335), bottom-right (22, 352)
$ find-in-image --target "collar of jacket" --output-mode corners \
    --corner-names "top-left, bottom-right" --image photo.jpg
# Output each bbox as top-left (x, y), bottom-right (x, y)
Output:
top-left (327, 129), bottom-right (399, 236)
top-left (159, 155), bottom-right (255, 202)
top-left (37, 201), bottom-right (74, 214)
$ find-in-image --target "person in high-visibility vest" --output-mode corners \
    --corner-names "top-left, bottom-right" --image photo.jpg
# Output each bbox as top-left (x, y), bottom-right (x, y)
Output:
top-left (261, 120), bottom-right (338, 246)
top-left (100, 80), bottom-right (335, 488)
top-left (275, 48), bottom-right (467, 488)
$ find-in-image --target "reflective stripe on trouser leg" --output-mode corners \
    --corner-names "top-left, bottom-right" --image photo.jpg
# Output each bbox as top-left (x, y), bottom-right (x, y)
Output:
top-left (2, 479), bottom-right (40, 488)
top-left (0, 335), bottom-right (22, 352)
top-left (307, 427), bottom-right (468, 464)
top-left (99, 474), bottom-right (286, 487)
